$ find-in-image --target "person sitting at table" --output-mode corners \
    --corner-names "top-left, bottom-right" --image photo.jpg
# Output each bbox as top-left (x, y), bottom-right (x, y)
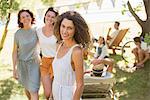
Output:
top-left (91, 36), bottom-right (114, 72)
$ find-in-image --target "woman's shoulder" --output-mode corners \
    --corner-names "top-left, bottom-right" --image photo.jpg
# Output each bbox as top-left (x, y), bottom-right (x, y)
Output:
top-left (14, 29), bottom-right (22, 36)
top-left (35, 26), bottom-right (42, 31)
top-left (35, 26), bottom-right (43, 34)
top-left (72, 45), bottom-right (83, 62)
top-left (72, 45), bottom-right (82, 55)
top-left (15, 28), bottom-right (22, 32)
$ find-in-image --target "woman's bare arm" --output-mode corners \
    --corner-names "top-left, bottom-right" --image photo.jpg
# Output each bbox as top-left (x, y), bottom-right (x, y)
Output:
top-left (72, 46), bottom-right (84, 100)
top-left (12, 42), bottom-right (18, 79)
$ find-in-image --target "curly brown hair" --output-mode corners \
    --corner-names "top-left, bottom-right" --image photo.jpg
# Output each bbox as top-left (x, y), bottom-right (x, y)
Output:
top-left (17, 9), bottom-right (35, 28)
top-left (54, 11), bottom-right (91, 47)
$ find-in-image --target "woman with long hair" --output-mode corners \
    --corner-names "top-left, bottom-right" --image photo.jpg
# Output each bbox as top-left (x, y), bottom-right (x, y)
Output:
top-left (36, 7), bottom-right (58, 100)
top-left (52, 11), bottom-right (91, 100)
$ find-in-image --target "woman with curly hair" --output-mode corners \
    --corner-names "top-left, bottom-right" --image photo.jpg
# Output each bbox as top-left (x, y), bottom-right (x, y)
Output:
top-left (52, 11), bottom-right (91, 100)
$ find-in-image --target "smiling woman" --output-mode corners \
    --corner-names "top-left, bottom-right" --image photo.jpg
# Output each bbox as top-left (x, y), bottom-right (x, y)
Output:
top-left (36, 7), bottom-right (58, 100)
top-left (60, 18), bottom-right (75, 40)
top-left (12, 9), bottom-right (40, 100)
top-left (52, 11), bottom-right (91, 100)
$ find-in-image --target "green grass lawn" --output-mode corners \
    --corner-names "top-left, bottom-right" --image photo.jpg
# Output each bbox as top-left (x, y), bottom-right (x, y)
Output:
top-left (0, 64), bottom-right (45, 100)
top-left (0, 55), bottom-right (150, 100)
top-left (0, 64), bottom-right (25, 100)
top-left (111, 54), bottom-right (150, 100)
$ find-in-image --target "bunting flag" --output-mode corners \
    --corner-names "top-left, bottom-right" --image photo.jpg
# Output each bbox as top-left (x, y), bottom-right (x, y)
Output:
top-left (96, 0), bottom-right (103, 9)
top-left (110, 0), bottom-right (115, 8)
top-left (82, 3), bottom-right (89, 13)
top-left (53, 0), bottom-right (116, 13)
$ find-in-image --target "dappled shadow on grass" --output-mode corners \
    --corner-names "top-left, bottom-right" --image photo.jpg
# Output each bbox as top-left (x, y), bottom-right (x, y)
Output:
top-left (110, 54), bottom-right (122, 62)
top-left (0, 64), bottom-right (24, 99)
top-left (0, 79), bottom-right (15, 99)
top-left (111, 54), bottom-right (136, 73)
top-left (0, 78), bottom-right (24, 100)
top-left (109, 54), bottom-right (150, 99)
top-left (0, 64), bottom-right (45, 100)
top-left (113, 59), bottom-right (150, 100)
top-left (0, 64), bottom-right (46, 100)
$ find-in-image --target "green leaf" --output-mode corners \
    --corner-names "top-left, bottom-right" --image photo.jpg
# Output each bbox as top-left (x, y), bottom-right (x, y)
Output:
top-left (144, 33), bottom-right (150, 45)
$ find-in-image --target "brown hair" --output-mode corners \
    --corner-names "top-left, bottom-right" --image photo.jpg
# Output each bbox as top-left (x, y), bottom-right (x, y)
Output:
top-left (17, 9), bottom-right (35, 28)
top-left (99, 36), bottom-right (106, 45)
top-left (44, 7), bottom-right (59, 23)
top-left (134, 37), bottom-right (141, 43)
top-left (54, 11), bottom-right (91, 47)
top-left (115, 21), bottom-right (120, 26)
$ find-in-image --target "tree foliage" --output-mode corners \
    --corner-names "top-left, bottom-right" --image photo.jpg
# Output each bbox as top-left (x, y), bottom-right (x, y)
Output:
top-left (121, 1), bottom-right (143, 15)
top-left (0, 0), bottom-right (19, 52)
top-left (41, 0), bottom-right (56, 6)
top-left (0, 0), bottom-right (19, 21)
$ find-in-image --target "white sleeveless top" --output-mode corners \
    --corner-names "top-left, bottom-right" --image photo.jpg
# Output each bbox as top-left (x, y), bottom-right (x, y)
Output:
top-left (52, 43), bottom-right (80, 100)
top-left (36, 27), bottom-right (57, 57)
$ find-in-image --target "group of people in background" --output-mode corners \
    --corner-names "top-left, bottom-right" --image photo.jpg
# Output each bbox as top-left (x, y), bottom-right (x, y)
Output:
top-left (12, 6), bottom-right (149, 100)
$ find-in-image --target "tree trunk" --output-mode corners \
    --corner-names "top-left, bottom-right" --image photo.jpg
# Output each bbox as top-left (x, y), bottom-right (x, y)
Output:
top-left (127, 1), bottom-right (150, 37)
top-left (0, 13), bottom-right (11, 52)
top-left (0, 0), bottom-right (13, 52)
